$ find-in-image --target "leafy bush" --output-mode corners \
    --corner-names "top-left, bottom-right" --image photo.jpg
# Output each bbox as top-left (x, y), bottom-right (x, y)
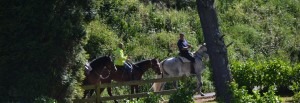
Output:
top-left (142, 92), bottom-right (161, 103)
top-left (34, 96), bottom-right (57, 103)
top-left (230, 82), bottom-right (281, 103)
top-left (125, 92), bottom-right (161, 103)
top-left (293, 92), bottom-right (300, 103)
top-left (84, 20), bottom-right (120, 59)
top-left (291, 82), bottom-right (300, 102)
top-left (168, 77), bottom-right (196, 103)
top-left (231, 59), bottom-right (297, 94)
top-left (0, 0), bottom-right (91, 102)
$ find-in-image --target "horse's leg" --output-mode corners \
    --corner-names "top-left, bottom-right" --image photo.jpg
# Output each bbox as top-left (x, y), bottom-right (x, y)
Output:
top-left (130, 85), bottom-right (135, 94)
top-left (172, 80), bottom-right (179, 89)
top-left (89, 89), bottom-right (95, 97)
top-left (107, 87), bottom-right (118, 103)
top-left (160, 82), bottom-right (167, 91)
top-left (135, 85), bottom-right (139, 93)
top-left (82, 79), bottom-right (90, 99)
top-left (152, 82), bottom-right (161, 92)
top-left (99, 88), bottom-right (105, 96)
top-left (83, 90), bottom-right (89, 99)
top-left (135, 85), bottom-right (139, 100)
top-left (195, 74), bottom-right (205, 96)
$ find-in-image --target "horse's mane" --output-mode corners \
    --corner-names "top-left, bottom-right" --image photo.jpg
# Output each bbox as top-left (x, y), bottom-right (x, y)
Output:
top-left (194, 44), bottom-right (209, 60)
top-left (89, 56), bottom-right (110, 68)
top-left (134, 59), bottom-right (151, 66)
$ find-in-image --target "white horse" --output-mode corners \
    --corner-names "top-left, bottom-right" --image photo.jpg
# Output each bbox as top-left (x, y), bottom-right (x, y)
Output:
top-left (152, 44), bottom-right (209, 96)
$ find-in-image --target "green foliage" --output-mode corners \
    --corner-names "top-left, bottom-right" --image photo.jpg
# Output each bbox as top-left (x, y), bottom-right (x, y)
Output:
top-left (34, 96), bottom-right (57, 103)
top-left (291, 81), bottom-right (300, 102)
top-left (293, 92), bottom-right (300, 103)
top-left (230, 82), bottom-right (281, 103)
top-left (230, 82), bottom-right (254, 102)
top-left (231, 59), bottom-right (297, 92)
top-left (84, 20), bottom-right (120, 59)
top-left (168, 77), bottom-right (196, 103)
top-left (231, 59), bottom-right (300, 102)
top-left (218, 0), bottom-right (300, 61)
top-left (201, 67), bottom-right (215, 93)
top-left (142, 92), bottom-right (161, 103)
top-left (0, 0), bottom-right (93, 102)
top-left (125, 92), bottom-right (161, 103)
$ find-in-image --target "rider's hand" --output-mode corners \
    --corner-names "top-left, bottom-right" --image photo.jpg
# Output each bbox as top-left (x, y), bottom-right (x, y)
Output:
top-left (127, 56), bottom-right (131, 60)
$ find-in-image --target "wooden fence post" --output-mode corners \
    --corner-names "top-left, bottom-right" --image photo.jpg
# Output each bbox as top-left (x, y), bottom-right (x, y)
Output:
top-left (96, 82), bottom-right (101, 103)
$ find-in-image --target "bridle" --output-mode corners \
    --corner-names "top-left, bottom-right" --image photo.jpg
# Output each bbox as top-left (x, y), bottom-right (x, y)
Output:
top-left (151, 59), bottom-right (162, 75)
top-left (91, 63), bottom-right (111, 80)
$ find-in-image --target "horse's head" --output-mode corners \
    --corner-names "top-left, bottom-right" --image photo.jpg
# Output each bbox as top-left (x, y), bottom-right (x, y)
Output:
top-left (195, 43), bottom-right (209, 60)
top-left (150, 59), bottom-right (162, 75)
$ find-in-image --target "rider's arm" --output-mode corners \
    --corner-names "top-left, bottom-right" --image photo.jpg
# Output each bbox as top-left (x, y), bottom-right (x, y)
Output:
top-left (114, 48), bottom-right (127, 60)
top-left (119, 49), bottom-right (127, 61)
top-left (177, 40), bottom-right (190, 51)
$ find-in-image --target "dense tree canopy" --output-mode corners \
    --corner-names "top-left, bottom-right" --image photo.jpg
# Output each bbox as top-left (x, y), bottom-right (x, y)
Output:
top-left (0, 0), bottom-right (94, 102)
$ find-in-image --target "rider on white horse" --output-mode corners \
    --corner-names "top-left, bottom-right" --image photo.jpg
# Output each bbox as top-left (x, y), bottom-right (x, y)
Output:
top-left (177, 33), bottom-right (196, 74)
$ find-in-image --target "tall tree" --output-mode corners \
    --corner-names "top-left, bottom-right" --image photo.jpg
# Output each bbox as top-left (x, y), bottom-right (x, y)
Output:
top-left (0, 0), bottom-right (94, 102)
top-left (196, 0), bottom-right (233, 102)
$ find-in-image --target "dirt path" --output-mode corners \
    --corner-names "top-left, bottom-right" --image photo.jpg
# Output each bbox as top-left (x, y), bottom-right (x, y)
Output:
top-left (160, 92), bottom-right (216, 103)
top-left (193, 92), bottom-right (216, 103)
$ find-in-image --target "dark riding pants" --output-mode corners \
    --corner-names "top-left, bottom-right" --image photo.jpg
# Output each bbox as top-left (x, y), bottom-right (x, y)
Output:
top-left (116, 62), bottom-right (132, 73)
top-left (180, 53), bottom-right (195, 63)
top-left (180, 52), bottom-right (196, 74)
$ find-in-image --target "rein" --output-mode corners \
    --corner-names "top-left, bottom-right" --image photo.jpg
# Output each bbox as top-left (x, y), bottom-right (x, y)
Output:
top-left (91, 65), bottom-right (111, 79)
top-left (194, 51), bottom-right (204, 61)
top-left (133, 60), bottom-right (152, 73)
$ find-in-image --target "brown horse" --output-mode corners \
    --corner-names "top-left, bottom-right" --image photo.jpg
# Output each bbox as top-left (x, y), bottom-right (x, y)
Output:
top-left (100, 59), bottom-right (161, 103)
top-left (82, 56), bottom-right (116, 98)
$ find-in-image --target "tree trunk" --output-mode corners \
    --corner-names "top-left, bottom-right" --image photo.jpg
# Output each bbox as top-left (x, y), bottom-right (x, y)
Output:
top-left (196, 0), bottom-right (233, 102)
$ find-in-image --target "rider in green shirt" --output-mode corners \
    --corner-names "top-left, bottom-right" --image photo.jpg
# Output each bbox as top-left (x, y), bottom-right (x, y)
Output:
top-left (114, 43), bottom-right (132, 73)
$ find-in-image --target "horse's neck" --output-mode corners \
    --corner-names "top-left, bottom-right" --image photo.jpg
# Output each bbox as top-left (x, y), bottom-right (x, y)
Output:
top-left (91, 63), bottom-right (103, 70)
top-left (194, 51), bottom-right (203, 58)
top-left (134, 62), bottom-right (149, 72)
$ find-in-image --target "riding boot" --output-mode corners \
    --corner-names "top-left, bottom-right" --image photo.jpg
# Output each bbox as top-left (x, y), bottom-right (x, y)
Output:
top-left (190, 62), bottom-right (196, 74)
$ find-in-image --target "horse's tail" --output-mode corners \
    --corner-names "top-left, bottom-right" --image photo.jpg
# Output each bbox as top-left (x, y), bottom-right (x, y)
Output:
top-left (160, 59), bottom-right (169, 76)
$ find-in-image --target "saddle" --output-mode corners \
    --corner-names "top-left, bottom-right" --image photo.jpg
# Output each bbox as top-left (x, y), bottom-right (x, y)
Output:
top-left (116, 62), bottom-right (133, 73)
top-left (84, 63), bottom-right (92, 75)
top-left (177, 56), bottom-right (191, 63)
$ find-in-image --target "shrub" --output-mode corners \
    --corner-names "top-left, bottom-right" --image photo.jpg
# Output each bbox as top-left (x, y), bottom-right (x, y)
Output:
top-left (168, 77), bottom-right (196, 103)
top-left (231, 59), bottom-right (296, 94)
top-left (291, 82), bottom-right (300, 102)
top-left (0, 0), bottom-right (90, 102)
top-left (84, 20), bottom-right (120, 60)
top-left (125, 92), bottom-right (161, 103)
top-left (293, 92), bottom-right (300, 103)
top-left (230, 82), bottom-right (281, 103)
top-left (34, 96), bottom-right (57, 103)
